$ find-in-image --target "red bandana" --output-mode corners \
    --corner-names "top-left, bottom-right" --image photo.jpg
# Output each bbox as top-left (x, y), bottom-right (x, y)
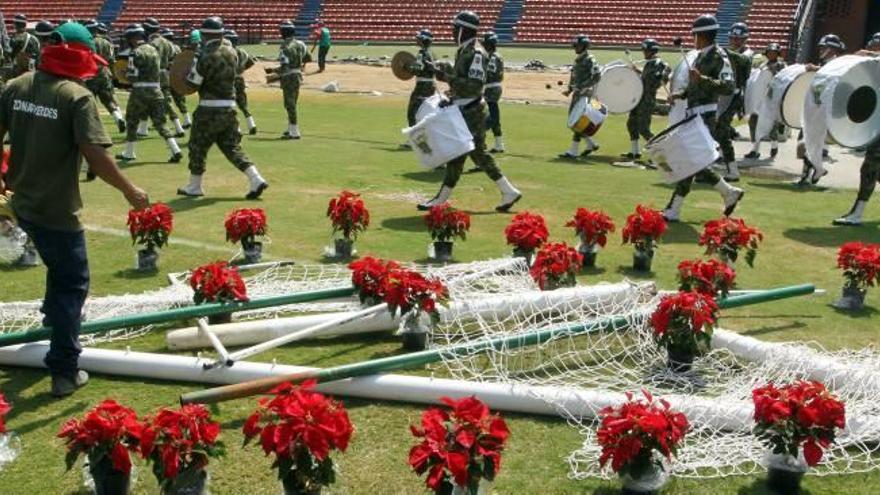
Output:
top-left (37, 43), bottom-right (107, 81)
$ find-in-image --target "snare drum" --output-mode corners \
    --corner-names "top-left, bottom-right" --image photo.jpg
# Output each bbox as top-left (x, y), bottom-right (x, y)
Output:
top-left (594, 61), bottom-right (643, 114)
top-left (646, 114), bottom-right (720, 184)
top-left (568, 97), bottom-right (608, 136)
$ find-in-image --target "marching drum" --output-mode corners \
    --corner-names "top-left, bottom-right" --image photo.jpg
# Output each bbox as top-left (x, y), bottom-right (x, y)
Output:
top-left (404, 94), bottom-right (475, 169)
top-left (169, 49), bottom-right (199, 96)
top-left (646, 114), bottom-right (720, 184)
top-left (827, 56), bottom-right (880, 148)
top-left (780, 67), bottom-right (815, 129)
top-left (668, 50), bottom-right (699, 125)
top-left (112, 59), bottom-right (131, 86)
top-left (391, 51), bottom-right (417, 81)
top-left (568, 96), bottom-right (608, 137)
top-left (594, 60), bottom-right (643, 114)
top-left (744, 68), bottom-right (773, 116)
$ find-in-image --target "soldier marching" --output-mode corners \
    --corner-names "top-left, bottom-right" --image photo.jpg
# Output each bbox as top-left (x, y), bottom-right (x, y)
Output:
top-left (622, 38), bottom-right (670, 161)
top-left (225, 29), bottom-right (258, 135)
top-left (268, 21), bottom-right (311, 140)
top-left (559, 34), bottom-right (601, 160)
top-left (403, 29), bottom-right (437, 147)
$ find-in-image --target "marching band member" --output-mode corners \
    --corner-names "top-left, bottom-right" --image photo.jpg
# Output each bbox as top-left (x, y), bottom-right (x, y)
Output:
top-left (716, 22), bottom-right (753, 181)
top-left (8, 15), bottom-right (40, 78)
top-left (662, 14), bottom-right (743, 222)
top-left (402, 28), bottom-right (437, 148)
top-left (559, 34), bottom-right (601, 160)
top-left (225, 29), bottom-right (258, 135)
top-left (85, 20), bottom-right (127, 135)
top-left (622, 38), bottom-right (670, 160)
top-left (269, 21), bottom-right (310, 140)
top-left (483, 31), bottom-right (505, 153)
top-left (163, 28), bottom-right (193, 130)
top-left (744, 43), bottom-right (786, 160)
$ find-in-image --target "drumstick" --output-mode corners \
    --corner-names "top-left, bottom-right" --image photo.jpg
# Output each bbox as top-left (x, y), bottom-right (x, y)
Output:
top-left (673, 37), bottom-right (691, 70)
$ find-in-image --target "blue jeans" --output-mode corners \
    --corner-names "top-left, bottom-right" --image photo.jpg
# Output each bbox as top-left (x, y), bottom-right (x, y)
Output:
top-left (17, 217), bottom-right (89, 378)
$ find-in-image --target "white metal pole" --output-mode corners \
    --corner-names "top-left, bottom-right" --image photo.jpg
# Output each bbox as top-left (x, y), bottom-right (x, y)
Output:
top-left (197, 318), bottom-right (233, 367)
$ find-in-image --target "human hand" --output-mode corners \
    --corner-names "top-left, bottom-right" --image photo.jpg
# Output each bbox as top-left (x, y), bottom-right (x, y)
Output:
top-left (688, 68), bottom-right (701, 83)
top-left (124, 186), bottom-right (149, 210)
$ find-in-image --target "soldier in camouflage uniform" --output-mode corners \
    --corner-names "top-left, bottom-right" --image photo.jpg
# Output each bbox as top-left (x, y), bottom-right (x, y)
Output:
top-left (622, 38), bottom-right (671, 160)
top-left (483, 31), bottom-right (505, 153)
top-left (403, 28), bottom-right (437, 144)
top-left (416, 11), bottom-right (521, 213)
top-left (744, 42), bottom-right (786, 160)
top-left (225, 29), bottom-right (258, 135)
top-left (116, 24), bottom-right (183, 163)
top-left (145, 18), bottom-right (185, 137)
top-left (177, 17), bottom-right (268, 200)
top-left (84, 20), bottom-right (126, 134)
top-left (662, 15), bottom-right (744, 222)
top-left (714, 22), bottom-right (754, 181)
top-left (268, 21), bottom-right (311, 140)
top-left (163, 28), bottom-right (192, 129)
top-left (32, 21), bottom-right (55, 64)
top-left (9, 15), bottom-right (41, 77)
top-left (559, 34), bottom-right (601, 159)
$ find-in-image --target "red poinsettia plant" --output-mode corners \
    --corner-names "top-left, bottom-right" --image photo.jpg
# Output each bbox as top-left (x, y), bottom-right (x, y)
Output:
top-left (243, 380), bottom-right (354, 492)
top-left (140, 404), bottom-right (225, 491)
top-left (58, 399), bottom-right (143, 476)
top-left (189, 261), bottom-right (248, 304)
top-left (699, 217), bottom-right (763, 267)
top-left (409, 396), bottom-right (510, 494)
top-left (650, 291), bottom-right (719, 357)
top-left (424, 202), bottom-right (471, 243)
top-left (597, 390), bottom-right (689, 477)
top-left (677, 259), bottom-right (737, 298)
top-left (837, 241), bottom-right (880, 291)
top-left (529, 242), bottom-right (583, 290)
top-left (348, 256), bottom-right (401, 305)
top-left (225, 208), bottom-right (267, 249)
top-left (567, 208), bottom-right (615, 248)
top-left (327, 190), bottom-right (370, 241)
top-left (127, 203), bottom-right (173, 252)
top-left (382, 267), bottom-right (449, 324)
top-left (0, 392), bottom-right (9, 434)
top-left (752, 381), bottom-right (846, 467)
top-left (622, 205), bottom-right (667, 252)
top-left (504, 211), bottom-right (549, 254)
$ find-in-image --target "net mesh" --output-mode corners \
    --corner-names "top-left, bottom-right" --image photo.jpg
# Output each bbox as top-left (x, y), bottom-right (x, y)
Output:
top-left (429, 285), bottom-right (880, 479)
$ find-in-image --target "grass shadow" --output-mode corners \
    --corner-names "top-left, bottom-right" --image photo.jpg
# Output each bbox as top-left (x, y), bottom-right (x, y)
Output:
top-left (0, 264), bottom-right (39, 274)
top-left (739, 321), bottom-right (808, 337)
top-left (163, 196), bottom-right (244, 214)
top-left (113, 268), bottom-right (160, 280)
top-left (661, 221), bottom-right (701, 245)
top-left (580, 266), bottom-right (606, 276)
top-left (401, 171), bottom-right (443, 183)
top-left (829, 304), bottom-right (877, 318)
top-left (783, 223), bottom-right (880, 248)
top-left (749, 181), bottom-right (829, 193)
top-left (737, 478), bottom-right (814, 495)
top-left (380, 215), bottom-right (427, 232)
top-left (616, 266), bottom-right (654, 279)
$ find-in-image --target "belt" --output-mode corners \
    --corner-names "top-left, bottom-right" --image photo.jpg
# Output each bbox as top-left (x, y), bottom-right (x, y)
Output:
top-left (416, 77), bottom-right (435, 83)
top-left (484, 82), bottom-right (502, 88)
top-left (686, 103), bottom-right (718, 117)
top-left (199, 99), bottom-right (237, 108)
top-left (280, 69), bottom-right (303, 77)
top-left (132, 82), bottom-right (161, 89)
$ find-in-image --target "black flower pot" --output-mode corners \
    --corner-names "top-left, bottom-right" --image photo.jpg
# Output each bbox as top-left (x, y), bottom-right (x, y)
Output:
top-left (580, 250), bottom-right (598, 269)
top-left (334, 238), bottom-right (354, 259)
top-left (243, 241), bottom-right (263, 264)
top-left (666, 349), bottom-right (695, 373)
top-left (832, 284), bottom-right (866, 311)
top-left (512, 247), bottom-right (534, 266)
top-left (621, 487), bottom-right (658, 495)
top-left (632, 249), bottom-right (653, 272)
top-left (208, 313), bottom-right (233, 325)
top-left (163, 468), bottom-right (208, 495)
top-left (433, 241), bottom-right (453, 262)
top-left (402, 331), bottom-right (429, 351)
top-left (89, 455), bottom-right (131, 495)
top-left (767, 467), bottom-right (804, 494)
top-left (281, 475), bottom-right (322, 495)
top-left (136, 248), bottom-right (159, 272)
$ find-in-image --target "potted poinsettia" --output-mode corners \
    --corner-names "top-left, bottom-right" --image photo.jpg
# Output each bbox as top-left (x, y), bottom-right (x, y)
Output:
top-left (650, 291), bottom-right (718, 372)
top-left (699, 217), bottom-right (763, 267)
top-left (0, 391), bottom-right (16, 470)
top-left (833, 241), bottom-right (880, 310)
top-left (566, 208), bottom-right (615, 268)
top-left (243, 380), bottom-right (354, 494)
top-left (189, 261), bottom-right (249, 324)
top-left (409, 396), bottom-right (510, 495)
top-left (327, 190), bottom-right (370, 259)
top-left (529, 242), bottom-right (583, 290)
top-left (424, 202), bottom-right (470, 262)
top-left (225, 208), bottom-right (268, 264)
top-left (622, 205), bottom-right (666, 272)
top-left (503, 212), bottom-right (549, 264)
top-left (677, 258), bottom-right (737, 298)
top-left (127, 203), bottom-right (173, 272)
top-left (348, 256), bottom-right (400, 307)
top-left (752, 381), bottom-right (846, 493)
top-left (597, 390), bottom-right (689, 494)
top-left (139, 404), bottom-right (224, 495)
top-left (382, 266), bottom-right (448, 350)
top-left (58, 399), bottom-right (142, 495)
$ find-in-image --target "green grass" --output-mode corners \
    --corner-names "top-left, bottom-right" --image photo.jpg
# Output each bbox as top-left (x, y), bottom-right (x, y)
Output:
top-left (1, 81), bottom-right (879, 494)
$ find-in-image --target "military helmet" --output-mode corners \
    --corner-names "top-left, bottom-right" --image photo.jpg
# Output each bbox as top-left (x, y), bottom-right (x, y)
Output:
top-left (161, 28), bottom-right (175, 40)
top-left (143, 17), bottom-right (161, 32)
top-left (34, 21), bottom-right (56, 38)
top-left (201, 16), bottom-right (224, 35)
top-left (124, 23), bottom-right (146, 38)
top-left (764, 42), bottom-right (781, 54)
top-left (452, 11), bottom-right (480, 30)
top-left (97, 22), bottom-right (109, 35)
top-left (641, 38), bottom-right (660, 53)
top-left (730, 22), bottom-right (749, 38)
top-left (224, 29), bottom-right (239, 45)
top-left (692, 14), bottom-right (720, 34)
top-left (573, 33), bottom-right (591, 49)
top-left (416, 29), bottom-right (434, 44)
top-left (280, 20), bottom-right (296, 38)
top-left (483, 31), bottom-right (498, 49)
top-left (818, 33), bottom-right (845, 51)
top-left (84, 19), bottom-right (99, 31)
top-left (13, 14), bottom-right (27, 25)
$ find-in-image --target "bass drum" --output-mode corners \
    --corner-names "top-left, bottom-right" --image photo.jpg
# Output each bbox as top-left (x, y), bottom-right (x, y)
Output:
top-left (781, 69), bottom-right (816, 129)
top-left (824, 56), bottom-right (880, 148)
top-left (594, 61), bottom-right (643, 114)
top-left (744, 68), bottom-right (773, 116)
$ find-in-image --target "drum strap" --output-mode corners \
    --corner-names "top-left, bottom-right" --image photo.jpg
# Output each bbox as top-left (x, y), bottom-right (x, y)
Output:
top-left (686, 103), bottom-right (718, 118)
top-left (452, 97), bottom-right (482, 109)
top-left (199, 99), bottom-right (237, 108)
top-left (279, 69), bottom-right (302, 77)
top-left (416, 77), bottom-right (435, 83)
top-left (484, 82), bottom-right (502, 88)
top-left (132, 82), bottom-right (161, 88)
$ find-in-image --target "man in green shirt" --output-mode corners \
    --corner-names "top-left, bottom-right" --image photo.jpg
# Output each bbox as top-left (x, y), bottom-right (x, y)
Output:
top-left (559, 34), bottom-right (601, 159)
top-left (0, 22), bottom-right (148, 397)
top-left (715, 22), bottom-right (754, 181)
top-left (311, 21), bottom-right (331, 73)
top-left (623, 38), bottom-right (671, 160)
top-left (9, 14), bottom-right (41, 77)
top-left (269, 21), bottom-right (311, 139)
top-left (145, 18), bottom-right (185, 137)
top-left (483, 31), bottom-right (505, 153)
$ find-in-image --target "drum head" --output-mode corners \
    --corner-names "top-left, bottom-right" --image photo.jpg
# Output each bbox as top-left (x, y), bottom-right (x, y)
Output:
top-left (781, 71), bottom-right (816, 129)
top-left (392, 51), bottom-right (416, 81)
top-left (595, 65), bottom-right (643, 114)
top-left (170, 49), bottom-right (198, 96)
top-left (745, 68), bottom-right (773, 115)
top-left (113, 60), bottom-right (130, 86)
top-left (828, 57), bottom-right (880, 148)
top-left (648, 113), bottom-right (697, 146)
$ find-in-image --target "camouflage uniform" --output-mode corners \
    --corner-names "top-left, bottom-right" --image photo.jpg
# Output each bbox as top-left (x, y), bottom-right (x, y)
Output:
top-left (567, 51), bottom-right (601, 143)
top-left (406, 47), bottom-right (436, 126)
top-left (187, 38), bottom-right (255, 175)
top-left (125, 42), bottom-right (174, 141)
top-left (278, 36), bottom-right (310, 125)
top-left (672, 45), bottom-right (735, 197)
top-left (627, 57), bottom-right (671, 141)
top-left (149, 33), bottom-right (178, 121)
top-left (715, 47), bottom-right (752, 163)
top-left (440, 38), bottom-right (503, 188)
top-left (9, 31), bottom-right (40, 76)
top-left (484, 50), bottom-right (504, 137)
top-left (86, 35), bottom-right (121, 114)
top-left (234, 45), bottom-right (255, 118)
top-left (168, 41), bottom-right (189, 116)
